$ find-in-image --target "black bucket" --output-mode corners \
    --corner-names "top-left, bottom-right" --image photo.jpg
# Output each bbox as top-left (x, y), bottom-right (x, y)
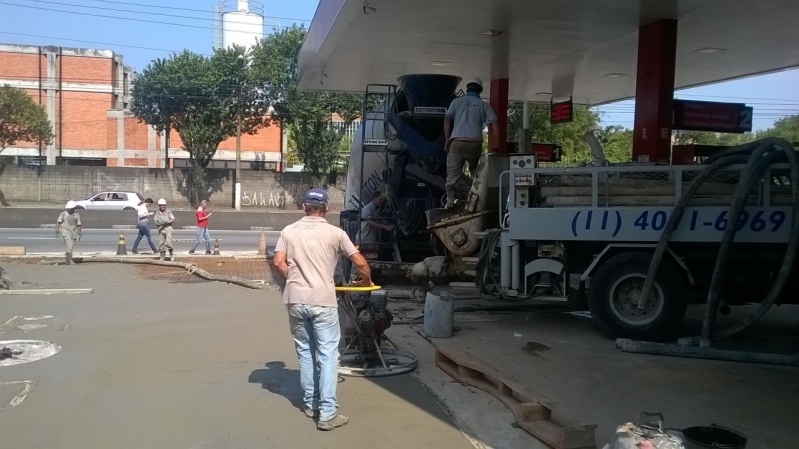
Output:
top-left (683, 425), bottom-right (747, 449)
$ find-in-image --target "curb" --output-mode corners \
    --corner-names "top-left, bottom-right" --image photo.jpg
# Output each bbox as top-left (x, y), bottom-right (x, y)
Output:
top-left (112, 225), bottom-right (136, 230)
top-left (250, 226), bottom-right (274, 231)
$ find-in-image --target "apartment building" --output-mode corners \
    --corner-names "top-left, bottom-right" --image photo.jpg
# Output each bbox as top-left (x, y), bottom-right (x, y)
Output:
top-left (0, 43), bottom-right (283, 169)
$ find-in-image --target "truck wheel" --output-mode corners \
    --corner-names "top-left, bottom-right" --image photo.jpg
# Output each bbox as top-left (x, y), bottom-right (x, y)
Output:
top-left (588, 252), bottom-right (686, 342)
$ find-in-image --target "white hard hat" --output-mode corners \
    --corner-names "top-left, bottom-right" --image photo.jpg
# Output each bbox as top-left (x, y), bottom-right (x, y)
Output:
top-left (65, 200), bottom-right (77, 209)
top-left (157, 198), bottom-right (167, 205)
top-left (466, 77), bottom-right (483, 89)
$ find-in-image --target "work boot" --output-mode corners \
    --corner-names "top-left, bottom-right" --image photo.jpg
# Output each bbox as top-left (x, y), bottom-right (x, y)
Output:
top-left (169, 249), bottom-right (174, 261)
top-left (205, 251), bottom-right (212, 255)
top-left (304, 408), bottom-right (318, 419)
top-left (66, 253), bottom-right (75, 265)
top-left (160, 252), bottom-right (166, 261)
top-left (188, 250), bottom-right (195, 255)
top-left (317, 413), bottom-right (348, 431)
top-left (131, 249), bottom-right (138, 254)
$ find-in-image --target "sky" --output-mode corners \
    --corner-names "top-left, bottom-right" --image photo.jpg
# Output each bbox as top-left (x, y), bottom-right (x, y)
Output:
top-left (2, 0), bottom-right (798, 132)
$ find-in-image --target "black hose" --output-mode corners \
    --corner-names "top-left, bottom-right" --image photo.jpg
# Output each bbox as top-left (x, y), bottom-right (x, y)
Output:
top-left (712, 143), bottom-right (799, 341)
top-left (639, 137), bottom-right (798, 345)
top-left (475, 228), bottom-right (502, 296)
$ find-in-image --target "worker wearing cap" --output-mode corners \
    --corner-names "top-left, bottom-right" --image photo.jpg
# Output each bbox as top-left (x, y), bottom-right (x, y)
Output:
top-left (56, 201), bottom-right (82, 265)
top-left (153, 198), bottom-right (175, 261)
top-left (273, 188), bottom-right (372, 431)
top-left (443, 77), bottom-right (499, 209)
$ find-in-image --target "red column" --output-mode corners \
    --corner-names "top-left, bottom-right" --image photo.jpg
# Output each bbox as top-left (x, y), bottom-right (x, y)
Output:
top-left (632, 19), bottom-right (677, 163)
top-left (489, 78), bottom-right (509, 154)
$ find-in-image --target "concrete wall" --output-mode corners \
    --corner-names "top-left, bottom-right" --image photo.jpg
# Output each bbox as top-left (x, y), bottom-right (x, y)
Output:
top-left (0, 164), bottom-right (344, 209)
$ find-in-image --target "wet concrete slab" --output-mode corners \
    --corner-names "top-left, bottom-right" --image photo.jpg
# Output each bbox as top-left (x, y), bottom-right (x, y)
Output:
top-left (0, 261), bottom-right (472, 449)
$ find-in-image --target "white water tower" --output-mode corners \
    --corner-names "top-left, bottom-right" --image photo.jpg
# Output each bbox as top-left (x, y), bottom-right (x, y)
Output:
top-left (218, 0), bottom-right (264, 49)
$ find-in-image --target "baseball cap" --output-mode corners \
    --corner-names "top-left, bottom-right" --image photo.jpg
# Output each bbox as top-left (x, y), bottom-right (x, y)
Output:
top-left (303, 188), bottom-right (328, 205)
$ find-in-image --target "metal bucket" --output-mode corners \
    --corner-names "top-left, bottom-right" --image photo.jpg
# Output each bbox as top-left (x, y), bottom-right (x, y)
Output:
top-left (682, 425), bottom-right (747, 449)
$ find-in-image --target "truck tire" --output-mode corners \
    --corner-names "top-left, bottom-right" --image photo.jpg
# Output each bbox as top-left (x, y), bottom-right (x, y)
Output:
top-left (588, 251), bottom-right (686, 342)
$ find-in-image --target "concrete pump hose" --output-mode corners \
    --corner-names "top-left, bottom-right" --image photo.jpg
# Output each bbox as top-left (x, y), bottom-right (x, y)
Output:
top-left (710, 141), bottom-right (799, 342)
top-left (639, 137), bottom-right (799, 344)
top-left (638, 153), bottom-right (751, 302)
top-left (700, 146), bottom-right (794, 346)
top-left (77, 257), bottom-right (264, 290)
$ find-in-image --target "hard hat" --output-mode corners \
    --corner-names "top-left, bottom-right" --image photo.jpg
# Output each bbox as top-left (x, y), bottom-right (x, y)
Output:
top-left (157, 198), bottom-right (167, 205)
top-left (65, 200), bottom-right (77, 209)
top-left (466, 77), bottom-right (483, 89)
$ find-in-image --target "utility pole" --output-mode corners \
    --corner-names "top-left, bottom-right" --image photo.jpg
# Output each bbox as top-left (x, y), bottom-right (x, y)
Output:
top-left (235, 97), bottom-right (242, 210)
top-left (234, 54), bottom-right (245, 210)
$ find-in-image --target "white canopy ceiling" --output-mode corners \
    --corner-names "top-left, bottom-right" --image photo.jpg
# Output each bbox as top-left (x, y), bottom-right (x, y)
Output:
top-left (298, 0), bottom-right (799, 104)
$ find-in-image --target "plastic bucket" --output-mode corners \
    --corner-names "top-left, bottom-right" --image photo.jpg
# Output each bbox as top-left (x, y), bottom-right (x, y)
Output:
top-left (423, 291), bottom-right (454, 338)
top-left (682, 425), bottom-right (747, 449)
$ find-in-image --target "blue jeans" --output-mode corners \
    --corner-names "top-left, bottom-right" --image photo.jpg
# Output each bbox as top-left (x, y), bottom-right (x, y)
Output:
top-left (287, 304), bottom-right (341, 421)
top-left (132, 222), bottom-right (157, 252)
top-left (189, 227), bottom-right (211, 252)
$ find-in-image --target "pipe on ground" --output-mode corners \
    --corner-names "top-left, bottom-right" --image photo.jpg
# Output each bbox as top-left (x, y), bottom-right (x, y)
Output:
top-left (76, 257), bottom-right (263, 290)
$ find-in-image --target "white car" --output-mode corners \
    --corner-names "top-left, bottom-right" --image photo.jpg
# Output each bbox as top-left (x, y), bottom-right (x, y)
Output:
top-left (73, 191), bottom-right (145, 211)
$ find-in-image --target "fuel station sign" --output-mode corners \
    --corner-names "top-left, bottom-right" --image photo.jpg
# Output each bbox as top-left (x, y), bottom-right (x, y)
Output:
top-left (672, 99), bottom-right (753, 133)
top-left (550, 98), bottom-right (574, 124)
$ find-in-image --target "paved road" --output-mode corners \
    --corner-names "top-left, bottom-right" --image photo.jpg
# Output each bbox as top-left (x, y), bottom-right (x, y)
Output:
top-left (0, 228), bottom-right (280, 254)
top-left (0, 207), bottom-right (341, 230)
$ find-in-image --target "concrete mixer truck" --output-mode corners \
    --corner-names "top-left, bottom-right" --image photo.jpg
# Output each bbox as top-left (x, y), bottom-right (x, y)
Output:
top-left (340, 74), bottom-right (799, 343)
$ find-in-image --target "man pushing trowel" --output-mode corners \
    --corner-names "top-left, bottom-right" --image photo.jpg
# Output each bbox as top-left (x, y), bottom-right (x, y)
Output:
top-left (56, 200), bottom-right (82, 265)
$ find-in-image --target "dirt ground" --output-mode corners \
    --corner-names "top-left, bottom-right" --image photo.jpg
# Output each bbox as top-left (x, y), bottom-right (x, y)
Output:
top-left (0, 260), bottom-right (473, 449)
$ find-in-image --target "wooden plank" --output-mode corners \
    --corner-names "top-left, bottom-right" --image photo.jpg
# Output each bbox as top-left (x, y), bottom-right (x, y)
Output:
top-left (434, 345), bottom-right (596, 449)
top-left (0, 246), bottom-right (26, 256)
top-left (0, 288), bottom-right (93, 295)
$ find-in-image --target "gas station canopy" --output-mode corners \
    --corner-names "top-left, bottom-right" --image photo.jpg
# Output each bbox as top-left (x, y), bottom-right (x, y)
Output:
top-left (298, 0), bottom-right (799, 104)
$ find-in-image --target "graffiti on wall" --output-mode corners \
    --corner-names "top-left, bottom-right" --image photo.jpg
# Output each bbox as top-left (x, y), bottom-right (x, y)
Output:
top-left (240, 183), bottom-right (319, 209)
top-left (241, 191), bottom-right (289, 209)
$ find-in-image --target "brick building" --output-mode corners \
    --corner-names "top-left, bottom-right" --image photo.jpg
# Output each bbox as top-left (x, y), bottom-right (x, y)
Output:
top-left (0, 43), bottom-right (284, 169)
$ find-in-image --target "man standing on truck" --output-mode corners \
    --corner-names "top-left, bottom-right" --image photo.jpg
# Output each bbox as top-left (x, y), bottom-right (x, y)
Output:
top-left (272, 188), bottom-right (372, 431)
top-left (443, 77), bottom-right (499, 209)
top-left (153, 198), bottom-right (175, 261)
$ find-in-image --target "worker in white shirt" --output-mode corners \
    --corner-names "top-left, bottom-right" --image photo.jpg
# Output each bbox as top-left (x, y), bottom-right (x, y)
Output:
top-left (132, 198), bottom-right (158, 254)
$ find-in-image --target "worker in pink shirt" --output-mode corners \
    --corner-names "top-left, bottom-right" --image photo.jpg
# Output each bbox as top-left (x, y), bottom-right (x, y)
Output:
top-left (188, 200), bottom-right (213, 255)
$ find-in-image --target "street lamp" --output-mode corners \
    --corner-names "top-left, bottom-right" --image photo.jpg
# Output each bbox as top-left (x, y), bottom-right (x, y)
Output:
top-left (234, 54), bottom-right (245, 211)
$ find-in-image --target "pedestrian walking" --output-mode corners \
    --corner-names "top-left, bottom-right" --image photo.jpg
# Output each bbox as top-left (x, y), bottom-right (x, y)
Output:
top-left (56, 201), bottom-right (82, 265)
top-left (153, 198), bottom-right (175, 261)
top-left (131, 197), bottom-right (158, 254)
top-left (273, 188), bottom-right (372, 431)
top-left (188, 200), bottom-right (213, 255)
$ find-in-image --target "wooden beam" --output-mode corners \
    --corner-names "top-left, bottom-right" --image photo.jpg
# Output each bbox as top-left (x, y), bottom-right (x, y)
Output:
top-left (434, 345), bottom-right (596, 449)
top-left (0, 246), bottom-right (26, 255)
top-left (0, 288), bottom-right (93, 295)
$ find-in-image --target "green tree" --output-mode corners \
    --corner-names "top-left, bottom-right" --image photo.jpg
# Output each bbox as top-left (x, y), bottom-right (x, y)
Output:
top-left (0, 85), bottom-right (54, 206)
top-left (595, 125), bottom-right (634, 163)
top-left (507, 102), bottom-right (602, 163)
top-left (250, 26), bottom-right (363, 176)
top-left (757, 115), bottom-right (799, 144)
top-left (131, 47), bottom-right (268, 205)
